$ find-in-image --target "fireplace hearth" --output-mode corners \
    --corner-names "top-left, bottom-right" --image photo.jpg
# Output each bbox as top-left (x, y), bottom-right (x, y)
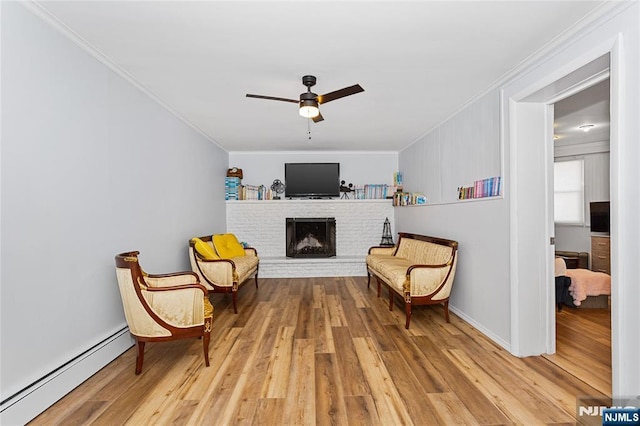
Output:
top-left (286, 217), bottom-right (336, 258)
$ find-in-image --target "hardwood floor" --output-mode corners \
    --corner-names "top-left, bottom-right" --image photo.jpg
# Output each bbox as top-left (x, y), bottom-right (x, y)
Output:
top-left (30, 277), bottom-right (610, 425)
top-left (545, 302), bottom-right (612, 397)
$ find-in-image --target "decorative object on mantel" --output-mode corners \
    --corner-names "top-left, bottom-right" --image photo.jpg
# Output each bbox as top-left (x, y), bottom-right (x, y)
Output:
top-left (270, 179), bottom-right (285, 200)
top-left (380, 218), bottom-right (394, 246)
top-left (227, 167), bottom-right (243, 179)
top-left (340, 180), bottom-right (354, 199)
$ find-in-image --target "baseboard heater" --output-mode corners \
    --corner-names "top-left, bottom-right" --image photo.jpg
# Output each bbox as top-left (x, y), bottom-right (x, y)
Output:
top-left (0, 326), bottom-right (133, 424)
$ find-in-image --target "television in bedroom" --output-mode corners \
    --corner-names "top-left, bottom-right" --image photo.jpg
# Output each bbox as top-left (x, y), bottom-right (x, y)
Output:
top-left (284, 163), bottom-right (340, 199)
top-left (590, 201), bottom-right (610, 233)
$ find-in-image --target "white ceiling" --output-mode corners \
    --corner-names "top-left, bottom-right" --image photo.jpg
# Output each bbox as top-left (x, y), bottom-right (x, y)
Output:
top-left (554, 78), bottom-right (610, 146)
top-left (32, 1), bottom-right (612, 152)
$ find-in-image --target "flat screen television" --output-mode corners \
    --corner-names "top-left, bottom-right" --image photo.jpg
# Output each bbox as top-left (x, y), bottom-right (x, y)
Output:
top-left (284, 163), bottom-right (340, 199)
top-left (590, 201), bottom-right (610, 233)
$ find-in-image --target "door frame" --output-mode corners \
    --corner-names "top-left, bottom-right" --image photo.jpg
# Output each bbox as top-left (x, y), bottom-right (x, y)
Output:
top-left (504, 35), bottom-right (622, 394)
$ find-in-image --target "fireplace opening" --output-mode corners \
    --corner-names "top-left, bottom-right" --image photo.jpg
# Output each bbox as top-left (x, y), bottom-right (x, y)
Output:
top-left (286, 217), bottom-right (336, 258)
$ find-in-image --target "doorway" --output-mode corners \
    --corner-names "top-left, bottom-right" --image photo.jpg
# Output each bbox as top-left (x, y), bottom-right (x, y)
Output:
top-left (546, 78), bottom-right (612, 396)
top-left (505, 43), bottom-right (623, 396)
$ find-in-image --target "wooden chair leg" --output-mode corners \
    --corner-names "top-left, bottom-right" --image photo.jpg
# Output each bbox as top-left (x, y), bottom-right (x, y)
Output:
top-left (405, 303), bottom-right (412, 329)
top-left (367, 271), bottom-right (371, 288)
top-left (232, 291), bottom-right (238, 314)
top-left (203, 321), bottom-right (211, 367)
top-left (255, 269), bottom-right (259, 288)
top-left (389, 291), bottom-right (394, 311)
top-left (135, 340), bottom-right (145, 375)
top-left (443, 300), bottom-right (450, 323)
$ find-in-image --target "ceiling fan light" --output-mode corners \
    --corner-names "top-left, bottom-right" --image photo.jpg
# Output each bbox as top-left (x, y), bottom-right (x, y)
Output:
top-left (299, 99), bottom-right (319, 118)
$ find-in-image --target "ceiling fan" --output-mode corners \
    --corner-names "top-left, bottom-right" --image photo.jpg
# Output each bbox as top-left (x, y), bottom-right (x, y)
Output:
top-left (246, 75), bottom-right (364, 123)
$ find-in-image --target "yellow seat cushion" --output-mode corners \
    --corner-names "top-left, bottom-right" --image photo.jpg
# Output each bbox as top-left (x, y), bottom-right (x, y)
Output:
top-left (213, 234), bottom-right (246, 259)
top-left (192, 238), bottom-right (220, 260)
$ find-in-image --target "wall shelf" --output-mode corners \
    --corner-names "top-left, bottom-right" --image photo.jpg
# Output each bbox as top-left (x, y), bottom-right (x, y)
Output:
top-left (226, 199), bottom-right (391, 204)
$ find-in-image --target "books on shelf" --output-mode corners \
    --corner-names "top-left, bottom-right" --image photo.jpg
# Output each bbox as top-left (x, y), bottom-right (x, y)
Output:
top-left (225, 177), bottom-right (241, 200)
top-left (392, 192), bottom-right (427, 206)
top-left (458, 176), bottom-right (501, 200)
top-left (393, 172), bottom-right (403, 191)
top-left (239, 184), bottom-right (274, 200)
top-left (225, 176), bottom-right (275, 200)
top-left (353, 184), bottom-right (389, 200)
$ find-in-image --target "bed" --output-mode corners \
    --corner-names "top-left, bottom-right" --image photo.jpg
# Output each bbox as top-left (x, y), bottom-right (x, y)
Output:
top-left (555, 253), bottom-right (611, 308)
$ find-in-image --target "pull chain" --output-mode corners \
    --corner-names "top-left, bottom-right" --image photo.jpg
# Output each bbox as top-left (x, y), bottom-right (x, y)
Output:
top-left (307, 119), bottom-right (311, 141)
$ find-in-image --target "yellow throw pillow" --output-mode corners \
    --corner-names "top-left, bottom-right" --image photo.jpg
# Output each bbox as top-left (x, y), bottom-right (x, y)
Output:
top-left (213, 234), bottom-right (246, 259)
top-left (192, 238), bottom-right (220, 260)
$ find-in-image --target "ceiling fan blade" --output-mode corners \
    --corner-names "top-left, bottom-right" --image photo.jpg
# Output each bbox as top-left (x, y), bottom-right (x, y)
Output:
top-left (246, 94), bottom-right (299, 104)
top-left (312, 112), bottom-right (324, 123)
top-left (317, 84), bottom-right (364, 104)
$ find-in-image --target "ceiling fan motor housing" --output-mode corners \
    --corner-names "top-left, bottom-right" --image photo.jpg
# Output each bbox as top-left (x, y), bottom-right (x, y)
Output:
top-left (302, 75), bottom-right (317, 88)
top-left (300, 91), bottom-right (318, 103)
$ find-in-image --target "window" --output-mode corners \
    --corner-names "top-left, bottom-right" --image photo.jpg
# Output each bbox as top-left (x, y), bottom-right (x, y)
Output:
top-left (554, 159), bottom-right (584, 224)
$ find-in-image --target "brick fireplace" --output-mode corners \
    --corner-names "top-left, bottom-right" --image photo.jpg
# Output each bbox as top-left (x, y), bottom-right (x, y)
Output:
top-left (226, 199), bottom-right (394, 277)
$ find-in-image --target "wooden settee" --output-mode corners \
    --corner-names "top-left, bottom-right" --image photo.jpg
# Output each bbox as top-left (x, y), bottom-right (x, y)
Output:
top-left (188, 235), bottom-right (259, 313)
top-left (366, 232), bottom-right (458, 328)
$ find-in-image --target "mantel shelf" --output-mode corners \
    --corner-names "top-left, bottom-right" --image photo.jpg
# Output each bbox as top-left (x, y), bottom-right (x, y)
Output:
top-left (226, 199), bottom-right (391, 204)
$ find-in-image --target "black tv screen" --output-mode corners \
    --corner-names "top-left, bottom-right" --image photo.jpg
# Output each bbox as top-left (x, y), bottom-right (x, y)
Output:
top-left (590, 201), bottom-right (610, 233)
top-left (284, 163), bottom-right (340, 198)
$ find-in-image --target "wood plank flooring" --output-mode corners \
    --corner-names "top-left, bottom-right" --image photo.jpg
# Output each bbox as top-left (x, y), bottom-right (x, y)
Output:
top-left (545, 302), bottom-right (612, 397)
top-left (30, 277), bottom-right (611, 425)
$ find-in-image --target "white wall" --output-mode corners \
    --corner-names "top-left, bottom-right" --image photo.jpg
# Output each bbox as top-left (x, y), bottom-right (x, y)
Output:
top-left (394, 199), bottom-right (511, 347)
top-left (0, 2), bottom-right (228, 422)
top-left (397, 89), bottom-right (509, 345)
top-left (228, 151), bottom-right (398, 190)
top-left (402, 91), bottom-right (502, 204)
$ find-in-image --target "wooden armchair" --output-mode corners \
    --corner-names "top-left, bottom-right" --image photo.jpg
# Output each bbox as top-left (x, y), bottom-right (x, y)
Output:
top-left (115, 251), bottom-right (213, 374)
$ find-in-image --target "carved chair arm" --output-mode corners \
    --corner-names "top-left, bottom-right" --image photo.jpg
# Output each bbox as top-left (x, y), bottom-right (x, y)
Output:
top-left (144, 271), bottom-right (200, 288)
top-left (145, 282), bottom-right (208, 296)
top-left (407, 262), bottom-right (451, 272)
top-left (404, 255), bottom-right (457, 297)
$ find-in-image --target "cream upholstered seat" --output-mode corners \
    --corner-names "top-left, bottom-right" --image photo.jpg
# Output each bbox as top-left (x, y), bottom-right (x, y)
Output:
top-left (188, 234), bottom-right (259, 313)
top-left (115, 251), bottom-right (213, 374)
top-left (366, 233), bottom-right (458, 328)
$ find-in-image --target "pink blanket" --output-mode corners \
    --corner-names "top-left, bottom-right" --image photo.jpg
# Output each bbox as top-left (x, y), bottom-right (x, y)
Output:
top-left (565, 268), bottom-right (611, 306)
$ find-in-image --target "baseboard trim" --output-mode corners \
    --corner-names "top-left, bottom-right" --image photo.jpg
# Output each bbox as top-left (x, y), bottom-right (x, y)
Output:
top-left (0, 328), bottom-right (134, 425)
top-left (449, 305), bottom-right (512, 353)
